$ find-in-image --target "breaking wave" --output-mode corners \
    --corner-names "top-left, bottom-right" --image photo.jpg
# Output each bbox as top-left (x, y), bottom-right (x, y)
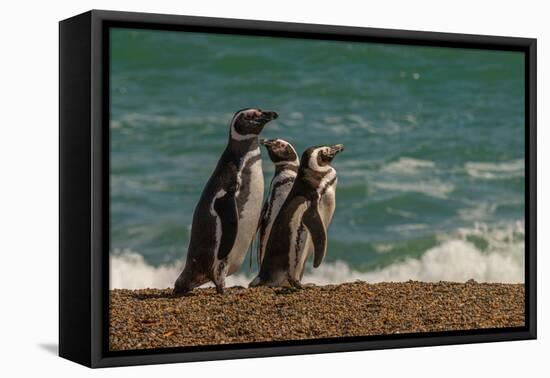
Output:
top-left (110, 222), bottom-right (524, 289)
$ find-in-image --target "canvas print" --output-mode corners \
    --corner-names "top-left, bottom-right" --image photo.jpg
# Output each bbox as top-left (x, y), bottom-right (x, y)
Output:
top-left (108, 28), bottom-right (525, 351)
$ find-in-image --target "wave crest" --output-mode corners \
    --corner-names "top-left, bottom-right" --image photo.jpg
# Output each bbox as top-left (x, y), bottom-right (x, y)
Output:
top-left (465, 159), bottom-right (524, 180)
top-left (382, 157), bottom-right (435, 175)
top-left (110, 222), bottom-right (524, 289)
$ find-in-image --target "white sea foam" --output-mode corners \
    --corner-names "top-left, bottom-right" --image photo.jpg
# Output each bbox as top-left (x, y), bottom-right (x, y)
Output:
top-left (374, 158), bottom-right (454, 198)
top-left (458, 202), bottom-right (497, 222)
top-left (382, 157), bottom-right (435, 175)
top-left (354, 240), bottom-right (523, 284)
top-left (465, 159), bottom-right (524, 180)
top-left (110, 222), bottom-right (524, 289)
top-left (110, 250), bottom-right (182, 290)
top-left (109, 249), bottom-right (252, 290)
top-left (305, 221), bottom-right (524, 284)
top-left (403, 114), bottom-right (417, 125)
top-left (289, 111), bottom-right (304, 120)
top-left (387, 223), bottom-right (429, 234)
top-left (373, 180), bottom-right (455, 199)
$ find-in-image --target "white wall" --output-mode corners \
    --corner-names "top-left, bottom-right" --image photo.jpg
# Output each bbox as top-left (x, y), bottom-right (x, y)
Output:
top-left (0, 0), bottom-right (546, 376)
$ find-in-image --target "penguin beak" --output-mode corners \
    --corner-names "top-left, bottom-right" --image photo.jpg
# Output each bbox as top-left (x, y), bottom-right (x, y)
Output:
top-left (260, 138), bottom-right (274, 147)
top-left (330, 144), bottom-right (345, 155)
top-left (259, 110), bottom-right (278, 122)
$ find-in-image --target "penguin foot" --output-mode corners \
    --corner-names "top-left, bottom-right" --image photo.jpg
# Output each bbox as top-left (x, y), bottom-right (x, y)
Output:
top-left (275, 287), bottom-right (300, 295)
top-left (288, 278), bottom-right (304, 289)
top-left (172, 285), bottom-right (191, 297)
top-left (214, 282), bottom-right (225, 294)
top-left (249, 276), bottom-right (262, 287)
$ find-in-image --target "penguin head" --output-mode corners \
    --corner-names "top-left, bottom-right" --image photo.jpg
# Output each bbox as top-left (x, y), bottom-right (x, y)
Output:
top-left (260, 138), bottom-right (299, 166)
top-left (230, 108), bottom-right (278, 140)
top-left (302, 144), bottom-right (344, 172)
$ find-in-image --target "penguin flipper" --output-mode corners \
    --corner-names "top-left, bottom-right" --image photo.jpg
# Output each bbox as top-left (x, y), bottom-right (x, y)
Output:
top-left (255, 199), bottom-right (269, 265)
top-left (302, 201), bottom-right (327, 268)
top-left (214, 191), bottom-right (238, 260)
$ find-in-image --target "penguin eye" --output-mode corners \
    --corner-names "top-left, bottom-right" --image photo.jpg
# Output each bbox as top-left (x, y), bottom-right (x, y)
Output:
top-left (321, 150), bottom-right (332, 162)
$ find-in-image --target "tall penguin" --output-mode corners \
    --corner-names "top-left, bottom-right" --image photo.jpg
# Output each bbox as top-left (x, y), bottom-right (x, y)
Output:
top-left (250, 144), bottom-right (344, 288)
top-left (256, 139), bottom-right (299, 266)
top-left (173, 108), bottom-right (278, 295)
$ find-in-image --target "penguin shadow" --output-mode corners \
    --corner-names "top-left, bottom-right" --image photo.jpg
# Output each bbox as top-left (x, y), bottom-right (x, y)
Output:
top-left (274, 287), bottom-right (301, 295)
top-left (130, 291), bottom-right (178, 300)
top-left (273, 283), bottom-right (317, 295)
top-left (130, 286), bottom-right (250, 300)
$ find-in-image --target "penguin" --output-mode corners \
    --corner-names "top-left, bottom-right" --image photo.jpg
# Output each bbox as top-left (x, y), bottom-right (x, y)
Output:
top-left (256, 139), bottom-right (299, 266)
top-left (250, 144), bottom-right (344, 288)
top-left (173, 108), bottom-right (278, 295)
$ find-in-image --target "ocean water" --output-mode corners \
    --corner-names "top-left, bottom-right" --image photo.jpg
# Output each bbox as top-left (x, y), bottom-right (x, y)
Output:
top-left (109, 28), bottom-right (525, 289)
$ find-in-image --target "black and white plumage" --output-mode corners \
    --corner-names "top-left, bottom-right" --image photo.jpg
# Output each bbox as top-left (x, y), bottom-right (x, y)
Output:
top-left (250, 144), bottom-right (344, 288)
top-left (173, 108), bottom-right (278, 295)
top-left (255, 139), bottom-right (299, 266)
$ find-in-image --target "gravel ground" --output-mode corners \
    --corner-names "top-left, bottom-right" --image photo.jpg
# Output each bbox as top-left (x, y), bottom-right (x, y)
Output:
top-left (109, 281), bottom-right (524, 351)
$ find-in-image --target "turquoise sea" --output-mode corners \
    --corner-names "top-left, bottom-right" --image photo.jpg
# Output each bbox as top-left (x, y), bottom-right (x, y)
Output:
top-left (109, 28), bottom-right (525, 289)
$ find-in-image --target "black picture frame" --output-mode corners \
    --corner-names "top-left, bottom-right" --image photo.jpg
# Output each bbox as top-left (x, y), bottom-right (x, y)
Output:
top-left (59, 9), bottom-right (537, 368)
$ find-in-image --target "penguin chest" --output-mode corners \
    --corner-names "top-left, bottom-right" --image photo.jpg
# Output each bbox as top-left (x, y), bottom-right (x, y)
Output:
top-left (226, 150), bottom-right (264, 274)
top-left (298, 178), bottom-right (337, 278)
top-left (288, 202), bottom-right (309, 277)
top-left (319, 182), bottom-right (336, 227)
top-left (259, 173), bottom-right (296, 260)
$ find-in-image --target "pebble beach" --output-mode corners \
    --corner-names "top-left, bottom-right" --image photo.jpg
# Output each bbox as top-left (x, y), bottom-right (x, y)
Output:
top-left (109, 281), bottom-right (524, 351)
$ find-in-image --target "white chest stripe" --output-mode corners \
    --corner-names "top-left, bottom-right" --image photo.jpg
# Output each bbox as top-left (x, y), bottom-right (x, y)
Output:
top-left (317, 169), bottom-right (337, 195)
top-left (288, 203), bottom-right (308, 276)
top-left (236, 148), bottom-right (261, 198)
top-left (309, 149), bottom-right (332, 172)
top-left (231, 123), bottom-right (257, 141)
top-left (271, 169), bottom-right (297, 187)
top-left (230, 110), bottom-right (257, 141)
top-left (274, 159), bottom-right (299, 167)
top-left (266, 171), bottom-right (296, 222)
